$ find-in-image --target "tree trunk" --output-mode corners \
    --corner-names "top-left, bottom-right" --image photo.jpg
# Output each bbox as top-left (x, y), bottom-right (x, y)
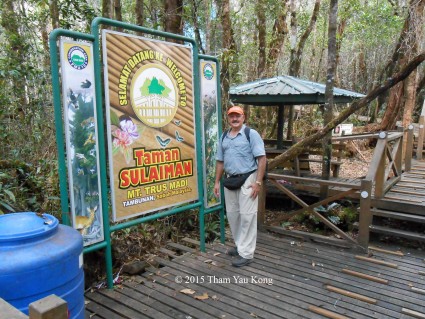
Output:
top-left (257, 0), bottom-right (266, 78)
top-left (190, 0), bottom-right (205, 53)
top-left (379, 0), bottom-right (425, 130)
top-left (321, 0), bottom-right (338, 197)
top-left (164, 0), bottom-right (184, 40)
top-left (334, 17), bottom-right (347, 87)
top-left (290, 0), bottom-right (320, 77)
top-left (268, 52), bottom-right (425, 170)
top-left (263, 0), bottom-right (289, 78)
top-left (102, 0), bottom-right (113, 19)
top-left (220, 0), bottom-right (237, 111)
top-left (114, 0), bottom-right (123, 31)
top-left (289, 0), bottom-right (297, 75)
top-left (49, 0), bottom-right (59, 29)
top-left (380, 82), bottom-right (404, 130)
top-left (135, 0), bottom-right (144, 27)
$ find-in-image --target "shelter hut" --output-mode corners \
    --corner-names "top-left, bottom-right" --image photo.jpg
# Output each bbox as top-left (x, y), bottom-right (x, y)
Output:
top-left (229, 76), bottom-right (365, 150)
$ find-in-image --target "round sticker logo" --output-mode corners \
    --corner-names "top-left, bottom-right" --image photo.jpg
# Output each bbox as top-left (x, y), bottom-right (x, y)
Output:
top-left (67, 46), bottom-right (88, 70)
top-left (203, 63), bottom-right (214, 80)
top-left (130, 63), bottom-right (178, 128)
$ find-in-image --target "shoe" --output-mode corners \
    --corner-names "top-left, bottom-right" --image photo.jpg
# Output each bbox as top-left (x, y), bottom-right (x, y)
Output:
top-left (226, 247), bottom-right (238, 256)
top-left (232, 256), bottom-right (253, 267)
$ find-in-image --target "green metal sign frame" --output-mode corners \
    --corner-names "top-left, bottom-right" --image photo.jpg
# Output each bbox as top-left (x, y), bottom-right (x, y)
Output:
top-left (49, 17), bottom-right (224, 289)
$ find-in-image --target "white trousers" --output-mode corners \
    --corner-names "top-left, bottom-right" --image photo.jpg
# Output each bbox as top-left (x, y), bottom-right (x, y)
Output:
top-left (224, 172), bottom-right (258, 259)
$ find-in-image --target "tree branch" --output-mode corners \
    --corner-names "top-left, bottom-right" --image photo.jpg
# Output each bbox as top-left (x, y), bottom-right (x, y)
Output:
top-left (268, 51), bottom-right (425, 170)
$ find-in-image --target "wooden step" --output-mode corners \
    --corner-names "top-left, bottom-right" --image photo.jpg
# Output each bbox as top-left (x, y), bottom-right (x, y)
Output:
top-left (369, 225), bottom-right (425, 242)
top-left (371, 208), bottom-right (425, 223)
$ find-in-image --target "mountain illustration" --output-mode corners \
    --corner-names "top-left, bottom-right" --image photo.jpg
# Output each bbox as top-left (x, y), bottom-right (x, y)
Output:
top-left (140, 77), bottom-right (172, 97)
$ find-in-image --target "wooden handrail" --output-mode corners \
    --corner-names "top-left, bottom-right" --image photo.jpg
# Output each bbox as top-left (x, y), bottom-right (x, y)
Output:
top-left (416, 100), bottom-right (425, 160)
top-left (267, 173), bottom-right (362, 189)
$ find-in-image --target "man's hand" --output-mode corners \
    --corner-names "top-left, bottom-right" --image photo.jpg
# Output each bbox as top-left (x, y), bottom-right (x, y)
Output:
top-left (248, 182), bottom-right (261, 198)
top-left (214, 181), bottom-right (221, 198)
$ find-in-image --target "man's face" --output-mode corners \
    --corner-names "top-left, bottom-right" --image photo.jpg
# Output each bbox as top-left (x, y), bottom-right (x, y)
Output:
top-left (228, 113), bottom-right (244, 129)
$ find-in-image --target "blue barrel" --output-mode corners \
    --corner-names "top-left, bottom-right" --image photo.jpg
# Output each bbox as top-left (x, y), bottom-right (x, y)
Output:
top-left (0, 212), bottom-right (84, 318)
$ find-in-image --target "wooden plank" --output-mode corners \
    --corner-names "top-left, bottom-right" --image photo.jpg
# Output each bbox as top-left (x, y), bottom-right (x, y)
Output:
top-left (121, 280), bottom-right (232, 319)
top-left (220, 242), bottom-right (412, 316)
top-left (401, 308), bottom-right (425, 319)
top-left (341, 269), bottom-right (389, 284)
top-left (0, 298), bottom-right (28, 319)
top-left (384, 194), bottom-right (422, 203)
top-left (159, 247), bottom-right (177, 258)
top-left (140, 267), bottom-right (285, 319)
top-left (164, 250), bottom-right (395, 319)
top-left (264, 226), bottom-right (354, 248)
top-left (389, 188), bottom-right (425, 196)
top-left (152, 257), bottom-right (320, 319)
top-left (268, 173), bottom-right (361, 188)
top-left (99, 283), bottom-right (173, 319)
top-left (411, 287), bottom-right (425, 295)
top-left (371, 198), bottom-right (425, 215)
top-left (255, 232), bottom-right (425, 290)
top-left (371, 208), bottom-right (425, 223)
top-left (84, 230), bottom-right (425, 319)
top-left (121, 280), bottom-right (221, 319)
top-left (192, 235), bottom-right (424, 316)
top-left (370, 225), bottom-right (425, 242)
top-left (182, 243), bottom-right (401, 318)
top-left (399, 179), bottom-right (425, 184)
top-left (354, 256), bottom-right (398, 268)
top-left (368, 246), bottom-right (404, 256)
top-left (308, 305), bottom-right (350, 319)
top-left (84, 294), bottom-right (143, 319)
top-left (395, 184), bottom-right (425, 191)
top-left (325, 285), bottom-right (378, 304)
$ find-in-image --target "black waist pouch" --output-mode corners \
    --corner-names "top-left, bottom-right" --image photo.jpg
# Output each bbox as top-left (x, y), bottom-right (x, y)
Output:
top-left (222, 170), bottom-right (255, 190)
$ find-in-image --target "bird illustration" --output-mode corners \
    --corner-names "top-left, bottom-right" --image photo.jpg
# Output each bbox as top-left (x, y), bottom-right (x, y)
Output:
top-left (81, 117), bottom-right (95, 128)
top-left (84, 132), bottom-right (95, 146)
top-left (68, 89), bottom-right (81, 109)
top-left (175, 130), bottom-right (184, 142)
top-left (75, 206), bottom-right (98, 235)
top-left (81, 79), bottom-right (91, 89)
top-left (75, 153), bottom-right (87, 162)
top-left (156, 135), bottom-right (171, 148)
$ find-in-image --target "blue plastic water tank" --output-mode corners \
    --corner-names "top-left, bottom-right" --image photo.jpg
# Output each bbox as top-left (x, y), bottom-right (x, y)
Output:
top-left (0, 212), bottom-right (84, 318)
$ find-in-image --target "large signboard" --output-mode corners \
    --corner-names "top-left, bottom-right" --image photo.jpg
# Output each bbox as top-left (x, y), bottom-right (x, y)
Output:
top-left (200, 60), bottom-right (221, 208)
top-left (60, 40), bottom-right (104, 246)
top-left (103, 30), bottom-right (198, 221)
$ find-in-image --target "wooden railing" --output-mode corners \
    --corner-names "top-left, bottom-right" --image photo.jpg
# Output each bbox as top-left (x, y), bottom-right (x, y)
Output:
top-left (415, 101), bottom-right (425, 160)
top-left (260, 126), bottom-right (416, 251)
top-left (357, 127), bottom-right (413, 248)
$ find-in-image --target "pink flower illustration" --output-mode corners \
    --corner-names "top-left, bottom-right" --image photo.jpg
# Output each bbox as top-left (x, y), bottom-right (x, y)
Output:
top-left (112, 118), bottom-right (139, 164)
top-left (119, 119), bottom-right (139, 141)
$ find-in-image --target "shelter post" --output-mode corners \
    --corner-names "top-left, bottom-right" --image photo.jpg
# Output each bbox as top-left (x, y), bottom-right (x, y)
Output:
top-left (277, 104), bottom-right (285, 149)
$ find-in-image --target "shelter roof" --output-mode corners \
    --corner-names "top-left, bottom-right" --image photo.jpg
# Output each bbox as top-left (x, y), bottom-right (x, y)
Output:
top-left (229, 76), bottom-right (366, 106)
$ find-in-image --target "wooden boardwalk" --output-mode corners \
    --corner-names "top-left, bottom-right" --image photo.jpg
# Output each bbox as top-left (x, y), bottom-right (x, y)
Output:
top-left (376, 160), bottom-right (425, 210)
top-left (85, 231), bottom-right (425, 319)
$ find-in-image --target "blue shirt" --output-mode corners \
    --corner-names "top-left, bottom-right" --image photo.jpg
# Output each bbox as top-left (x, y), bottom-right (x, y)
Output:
top-left (216, 125), bottom-right (265, 175)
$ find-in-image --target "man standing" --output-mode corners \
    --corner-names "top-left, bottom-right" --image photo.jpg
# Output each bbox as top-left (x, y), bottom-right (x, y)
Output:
top-left (214, 105), bottom-right (267, 267)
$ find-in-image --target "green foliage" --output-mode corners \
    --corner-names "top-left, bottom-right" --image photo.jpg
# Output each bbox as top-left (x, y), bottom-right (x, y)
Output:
top-left (289, 202), bottom-right (359, 234)
top-left (0, 173), bottom-right (16, 213)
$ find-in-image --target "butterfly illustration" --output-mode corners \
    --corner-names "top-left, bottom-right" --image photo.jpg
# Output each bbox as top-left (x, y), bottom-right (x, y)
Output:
top-left (175, 131), bottom-right (184, 142)
top-left (174, 119), bottom-right (182, 126)
top-left (156, 135), bottom-right (171, 148)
